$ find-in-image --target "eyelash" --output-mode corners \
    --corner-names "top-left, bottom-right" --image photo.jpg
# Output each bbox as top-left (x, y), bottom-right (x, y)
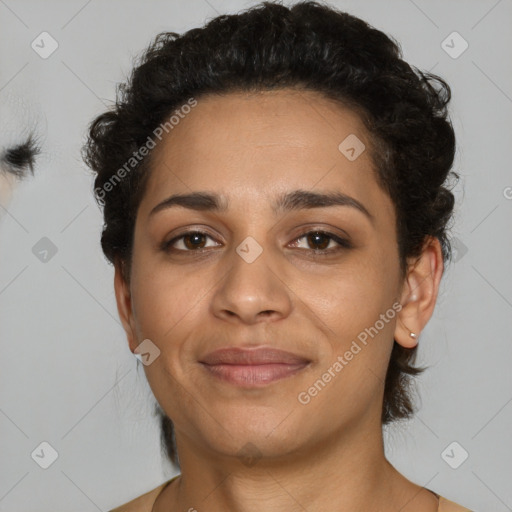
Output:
top-left (161, 229), bottom-right (353, 256)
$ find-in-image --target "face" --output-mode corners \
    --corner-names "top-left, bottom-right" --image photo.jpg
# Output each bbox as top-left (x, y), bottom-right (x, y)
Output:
top-left (0, 172), bottom-right (17, 211)
top-left (116, 89), bottom-right (425, 462)
top-left (0, 89), bottom-right (42, 216)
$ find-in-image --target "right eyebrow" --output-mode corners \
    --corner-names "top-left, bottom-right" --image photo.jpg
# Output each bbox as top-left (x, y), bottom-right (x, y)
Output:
top-left (148, 189), bottom-right (374, 226)
top-left (0, 135), bottom-right (40, 178)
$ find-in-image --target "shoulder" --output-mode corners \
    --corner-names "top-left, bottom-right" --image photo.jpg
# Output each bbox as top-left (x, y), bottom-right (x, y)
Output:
top-left (108, 477), bottom-right (178, 512)
top-left (438, 496), bottom-right (474, 512)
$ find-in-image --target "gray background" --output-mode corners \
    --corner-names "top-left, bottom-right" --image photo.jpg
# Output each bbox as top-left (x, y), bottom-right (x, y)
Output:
top-left (1, 0), bottom-right (511, 510)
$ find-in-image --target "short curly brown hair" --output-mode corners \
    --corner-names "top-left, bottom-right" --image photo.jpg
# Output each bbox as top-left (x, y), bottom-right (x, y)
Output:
top-left (82, 0), bottom-right (459, 468)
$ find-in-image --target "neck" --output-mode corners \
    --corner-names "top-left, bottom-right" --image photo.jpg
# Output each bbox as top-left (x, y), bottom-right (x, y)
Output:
top-left (154, 414), bottom-right (433, 512)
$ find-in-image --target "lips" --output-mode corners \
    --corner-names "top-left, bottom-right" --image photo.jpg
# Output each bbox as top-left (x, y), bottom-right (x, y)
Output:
top-left (199, 347), bottom-right (311, 387)
top-left (200, 347), bottom-right (311, 365)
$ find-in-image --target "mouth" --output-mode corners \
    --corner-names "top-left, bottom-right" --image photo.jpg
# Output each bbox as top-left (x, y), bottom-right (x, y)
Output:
top-left (200, 362), bottom-right (310, 387)
top-left (199, 347), bottom-right (311, 387)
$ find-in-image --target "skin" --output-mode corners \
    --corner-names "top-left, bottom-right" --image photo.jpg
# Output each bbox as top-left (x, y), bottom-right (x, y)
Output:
top-left (114, 88), bottom-right (443, 512)
top-left (0, 172), bottom-right (17, 213)
top-left (0, 89), bottom-right (42, 217)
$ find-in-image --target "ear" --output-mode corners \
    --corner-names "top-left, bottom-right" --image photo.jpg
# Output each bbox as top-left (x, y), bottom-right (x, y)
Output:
top-left (395, 236), bottom-right (444, 349)
top-left (113, 258), bottom-right (138, 353)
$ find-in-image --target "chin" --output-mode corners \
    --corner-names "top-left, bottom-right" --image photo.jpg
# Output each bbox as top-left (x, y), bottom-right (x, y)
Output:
top-left (198, 406), bottom-right (307, 455)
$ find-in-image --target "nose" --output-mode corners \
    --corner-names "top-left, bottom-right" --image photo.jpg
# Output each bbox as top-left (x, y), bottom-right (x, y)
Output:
top-left (210, 242), bottom-right (293, 325)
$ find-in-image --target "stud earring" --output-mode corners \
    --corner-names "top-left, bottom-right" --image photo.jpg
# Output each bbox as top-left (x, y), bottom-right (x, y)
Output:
top-left (399, 317), bottom-right (419, 341)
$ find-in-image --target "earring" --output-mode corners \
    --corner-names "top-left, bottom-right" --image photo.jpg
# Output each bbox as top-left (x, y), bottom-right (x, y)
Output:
top-left (399, 317), bottom-right (419, 341)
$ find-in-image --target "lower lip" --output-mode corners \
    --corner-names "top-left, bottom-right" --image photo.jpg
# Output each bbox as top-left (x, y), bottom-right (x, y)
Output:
top-left (200, 363), bottom-right (309, 387)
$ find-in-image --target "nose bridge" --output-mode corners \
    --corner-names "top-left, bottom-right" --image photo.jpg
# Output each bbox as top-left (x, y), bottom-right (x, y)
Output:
top-left (210, 231), bottom-right (291, 323)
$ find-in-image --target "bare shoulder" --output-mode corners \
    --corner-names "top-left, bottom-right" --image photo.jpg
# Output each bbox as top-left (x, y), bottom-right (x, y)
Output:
top-left (108, 481), bottom-right (169, 512)
top-left (439, 496), bottom-right (474, 512)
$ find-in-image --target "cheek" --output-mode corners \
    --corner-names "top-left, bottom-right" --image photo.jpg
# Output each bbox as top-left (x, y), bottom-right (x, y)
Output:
top-left (318, 287), bottom-right (396, 377)
top-left (298, 255), bottom-right (399, 392)
top-left (298, 280), bottom-right (398, 421)
top-left (0, 174), bottom-right (16, 207)
top-left (131, 265), bottom-right (207, 343)
top-left (300, 257), bottom-right (397, 335)
top-left (130, 266), bottom-right (207, 406)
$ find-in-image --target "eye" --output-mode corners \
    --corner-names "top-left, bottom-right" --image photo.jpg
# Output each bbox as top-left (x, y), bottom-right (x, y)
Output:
top-left (162, 230), bottom-right (219, 252)
top-left (162, 229), bottom-right (352, 255)
top-left (289, 230), bottom-right (352, 254)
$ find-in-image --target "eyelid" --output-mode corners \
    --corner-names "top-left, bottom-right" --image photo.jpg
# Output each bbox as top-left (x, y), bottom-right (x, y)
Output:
top-left (162, 226), bottom-right (353, 254)
top-left (161, 226), bottom-right (221, 252)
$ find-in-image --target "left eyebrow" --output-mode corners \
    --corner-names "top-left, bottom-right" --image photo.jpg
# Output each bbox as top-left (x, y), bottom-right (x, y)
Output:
top-left (273, 189), bottom-right (374, 224)
top-left (148, 189), bottom-right (374, 225)
top-left (0, 136), bottom-right (40, 178)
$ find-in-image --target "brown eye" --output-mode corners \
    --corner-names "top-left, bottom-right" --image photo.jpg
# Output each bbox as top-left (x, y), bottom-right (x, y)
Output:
top-left (181, 232), bottom-right (208, 250)
top-left (306, 232), bottom-right (330, 250)
top-left (162, 229), bottom-right (352, 255)
top-left (290, 230), bottom-right (352, 254)
top-left (162, 231), bottom-right (218, 252)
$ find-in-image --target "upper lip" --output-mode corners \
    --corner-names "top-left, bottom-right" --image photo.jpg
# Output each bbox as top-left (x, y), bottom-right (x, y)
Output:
top-left (199, 347), bottom-right (311, 365)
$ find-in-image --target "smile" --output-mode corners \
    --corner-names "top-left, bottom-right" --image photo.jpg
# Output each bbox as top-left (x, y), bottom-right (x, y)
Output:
top-left (200, 362), bottom-right (310, 387)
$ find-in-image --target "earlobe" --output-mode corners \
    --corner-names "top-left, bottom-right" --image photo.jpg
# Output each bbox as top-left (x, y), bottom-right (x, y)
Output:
top-left (394, 236), bottom-right (444, 349)
top-left (113, 259), bottom-right (138, 353)
top-left (396, 321), bottom-right (420, 349)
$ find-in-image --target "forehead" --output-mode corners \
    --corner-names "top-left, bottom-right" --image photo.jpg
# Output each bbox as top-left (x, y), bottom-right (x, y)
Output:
top-left (152, 88), bottom-right (368, 161)
top-left (140, 89), bottom-right (392, 221)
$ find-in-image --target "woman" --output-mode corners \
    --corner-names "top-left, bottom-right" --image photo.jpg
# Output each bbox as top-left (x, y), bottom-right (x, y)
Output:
top-left (0, 89), bottom-right (41, 215)
top-left (83, 1), bottom-right (472, 510)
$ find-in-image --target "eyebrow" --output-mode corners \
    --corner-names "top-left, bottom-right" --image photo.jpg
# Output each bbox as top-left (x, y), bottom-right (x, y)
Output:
top-left (148, 189), bottom-right (374, 224)
top-left (0, 135), bottom-right (40, 178)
